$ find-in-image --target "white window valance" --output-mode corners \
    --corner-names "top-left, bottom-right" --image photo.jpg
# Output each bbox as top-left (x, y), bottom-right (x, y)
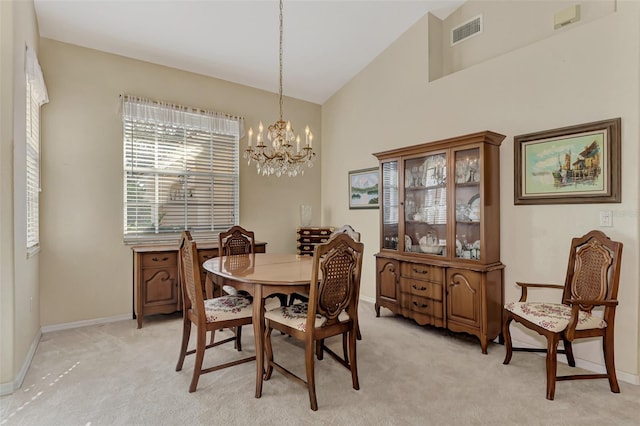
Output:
top-left (25, 46), bottom-right (49, 106)
top-left (121, 95), bottom-right (245, 138)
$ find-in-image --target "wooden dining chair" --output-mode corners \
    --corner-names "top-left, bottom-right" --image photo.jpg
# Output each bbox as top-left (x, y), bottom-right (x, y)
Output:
top-left (219, 225), bottom-right (287, 307)
top-left (219, 225), bottom-right (255, 256)
top-left (503, 230), bottom-right (623, 400)
top-left (175, 231), bottom-right (255, 393)
top-left (289, 225), bottom-right (363, 341)
top-left (262, 233), bottom-right (364, 411)
top-left (218, 225), bottom-right (255, 298)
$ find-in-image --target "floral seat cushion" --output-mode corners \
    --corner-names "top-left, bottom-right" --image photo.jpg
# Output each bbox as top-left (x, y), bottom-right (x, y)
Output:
top-left (265, 302), bottom-right (349, 333)
top-left (202, 295), bottom-right (252, 323)
top-left (505, 301), bottom-right (607, 333)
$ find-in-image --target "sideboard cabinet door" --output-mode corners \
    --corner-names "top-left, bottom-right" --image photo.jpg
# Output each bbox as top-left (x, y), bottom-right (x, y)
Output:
top-left (375, 257), bottom-right (399, 316)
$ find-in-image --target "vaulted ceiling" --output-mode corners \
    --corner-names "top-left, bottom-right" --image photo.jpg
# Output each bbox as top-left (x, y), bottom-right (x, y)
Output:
top-left (34, 0), bottom-right (463, 104)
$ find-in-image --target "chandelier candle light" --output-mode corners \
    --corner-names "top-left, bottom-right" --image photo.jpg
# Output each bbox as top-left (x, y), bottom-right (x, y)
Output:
top-left (244, 0), bottom-right (316, 177)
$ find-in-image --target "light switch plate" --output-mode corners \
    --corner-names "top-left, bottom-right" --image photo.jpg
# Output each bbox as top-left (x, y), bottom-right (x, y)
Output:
top-left (599, 210), bottom-right (613, 227)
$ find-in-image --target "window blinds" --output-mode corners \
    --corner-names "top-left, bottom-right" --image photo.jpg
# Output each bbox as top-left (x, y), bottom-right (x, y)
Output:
top-left (26, 78), bottom-right (40, 251)
top-left (122, 96), bottom-right (241, 243)
top-left (25, 46), bottom-right (49, 253)
top-left (382, 161), bottom-right (399, 225)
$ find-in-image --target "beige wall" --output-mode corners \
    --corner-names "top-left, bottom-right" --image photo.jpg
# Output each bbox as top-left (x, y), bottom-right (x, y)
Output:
top-left (321, 1), bottom-right (639, 381)
top-left (0, 0), bottom-right (41, 392)
top-left (37, 40), bottom-right (321, 326)
top-left (439, 0), bottom-right (615, 78)
top-left (0, 0), bottom-right (16, 388)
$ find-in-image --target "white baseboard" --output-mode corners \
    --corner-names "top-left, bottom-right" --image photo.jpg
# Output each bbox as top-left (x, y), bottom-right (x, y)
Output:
top-left (41, 313), bottom-right (132, 334)
top-left (360, 295), bottom-right (376, 305)
top-left (2, 314), bottom-right (132, 395)
top-left (0, 329), bottom-right (42, 396)
top-left (0, 380), bottom-right (14, 396)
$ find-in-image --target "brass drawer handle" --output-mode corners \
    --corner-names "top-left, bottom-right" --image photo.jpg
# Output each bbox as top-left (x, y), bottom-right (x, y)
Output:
top-left (412, 284), bottom-right (427, 291)
top-left (412, 268), bottom-right (428, 275)
top-left (152, 256), bottom-right (169, 262)
top-left (413, 301), bottom-right (428, 308)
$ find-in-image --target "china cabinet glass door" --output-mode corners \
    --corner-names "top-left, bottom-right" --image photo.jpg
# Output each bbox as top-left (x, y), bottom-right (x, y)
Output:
top-left (403, 152), bottom-right (447, 255)
top-left (381, 161), bottom-right (399, 250)
top-left (454, 147), bottom-right (481, 260)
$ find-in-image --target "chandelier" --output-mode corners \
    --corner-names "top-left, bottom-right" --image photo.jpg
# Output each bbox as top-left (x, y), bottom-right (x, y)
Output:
top-left (244, 0), bottom-right (316, 177)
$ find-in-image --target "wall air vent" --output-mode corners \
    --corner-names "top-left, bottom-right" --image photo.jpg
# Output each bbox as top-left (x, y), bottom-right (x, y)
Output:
top-left (451, 14), bottom-right (483, 46)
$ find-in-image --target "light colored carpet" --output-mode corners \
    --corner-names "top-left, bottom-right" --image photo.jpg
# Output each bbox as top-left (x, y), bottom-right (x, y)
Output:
top-left (1, 301), bottom-right (639, 425)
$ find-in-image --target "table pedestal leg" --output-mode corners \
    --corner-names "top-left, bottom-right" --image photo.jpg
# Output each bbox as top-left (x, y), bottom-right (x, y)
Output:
top-left (253, 285), bottom-right (264, 398)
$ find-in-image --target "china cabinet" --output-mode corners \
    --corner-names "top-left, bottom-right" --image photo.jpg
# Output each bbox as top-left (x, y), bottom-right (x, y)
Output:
top-left (373, 131), bottom-right (505, 353)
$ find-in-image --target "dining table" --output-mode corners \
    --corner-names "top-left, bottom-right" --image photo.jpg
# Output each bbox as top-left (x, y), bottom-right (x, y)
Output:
top-left (202, 252), bottom-right (315, 398)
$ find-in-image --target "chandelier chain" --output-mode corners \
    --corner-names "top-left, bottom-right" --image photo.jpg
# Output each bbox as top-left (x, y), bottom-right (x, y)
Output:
top-left (279, 0), bottom-right (284, 121)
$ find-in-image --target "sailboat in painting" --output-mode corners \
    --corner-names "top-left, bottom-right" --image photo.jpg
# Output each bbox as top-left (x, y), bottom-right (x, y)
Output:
top-left (552, 140), bottom-right (601, 186)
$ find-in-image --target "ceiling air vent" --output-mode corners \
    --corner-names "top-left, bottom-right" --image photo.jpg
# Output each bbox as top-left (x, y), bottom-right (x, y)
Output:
top-left (451, 15), bottom-right (483, 46)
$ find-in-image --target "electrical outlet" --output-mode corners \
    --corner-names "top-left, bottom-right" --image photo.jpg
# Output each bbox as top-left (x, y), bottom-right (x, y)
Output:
top-left (599, 210), bottom-right (613, 227)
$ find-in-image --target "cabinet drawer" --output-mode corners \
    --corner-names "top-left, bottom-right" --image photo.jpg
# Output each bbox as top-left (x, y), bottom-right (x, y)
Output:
top-left (299, 228), bottom-right (332, 237)
top-left (198, 249), bottom-right (218, 266)
top-left (400, 263), bottom-right (443, 282)
top-left (298, 236), bottom-right (331, 244)
top-left (400, 294), bottom-right (443, 318)
top-left (141, 252), bottom-right (178, 268)
top-left (399, 278), bottom-right (443, 301)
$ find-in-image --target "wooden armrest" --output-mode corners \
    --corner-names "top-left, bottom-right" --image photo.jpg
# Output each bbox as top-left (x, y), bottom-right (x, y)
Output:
top-left (564, 299), bottom-right (618, 340)
top-left (563, 298), bottom-right (618, 307)
top-left (515, 282), bottom-right (564, 302)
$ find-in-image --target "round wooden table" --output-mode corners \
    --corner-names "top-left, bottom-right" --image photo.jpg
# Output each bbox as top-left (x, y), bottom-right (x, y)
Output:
top-left (202, 253), bottom-right (314, 398)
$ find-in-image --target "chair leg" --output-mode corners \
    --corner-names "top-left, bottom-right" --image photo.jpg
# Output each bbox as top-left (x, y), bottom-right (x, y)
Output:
top-left (342, 332), bottom-right (348, 362)
top-left (189, 328), bottom-right (207, 393)
top-left (502, 314), bottom-right (513, 365)
top-left (562, 337), bottom-right (575, 367)
top-left (603, 329), bottom-right (620, 393)
top-left (356, 321), bottom-right (362, 341)
top-left (264, 324), bottom-right (274, 380)
top-left (349, 329), bottom-right (359, 390)
top-left (176, 317), bottom-right (191, 371)
top-left (209, 330), bottom-right (215, 345)
top-left (236, 326), bottom-right (243, 352)
top-left (545, 334), bottom-right (560, 400)
top-left (305, 339), bottom-right (318, 411)
top-left (316, 339), bottom-right (324, 360)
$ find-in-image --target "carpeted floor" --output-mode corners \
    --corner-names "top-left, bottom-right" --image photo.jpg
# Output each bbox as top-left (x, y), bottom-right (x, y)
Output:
top-left (1, 301), bottom-right (639, 425)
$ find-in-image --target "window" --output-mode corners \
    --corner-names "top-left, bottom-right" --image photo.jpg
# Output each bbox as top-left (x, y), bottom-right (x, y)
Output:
top-left (122, 96), bottom-right (242, 243)
top-left (25, 47), bottom-right (48, 255)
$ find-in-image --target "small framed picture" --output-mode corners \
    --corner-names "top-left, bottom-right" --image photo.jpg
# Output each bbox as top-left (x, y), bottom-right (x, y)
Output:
top-left (349, 168), bottom-right (379, 209)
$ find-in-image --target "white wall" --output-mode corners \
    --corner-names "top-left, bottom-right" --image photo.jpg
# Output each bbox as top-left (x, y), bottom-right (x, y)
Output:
top-left (321, 1), bottom-right (639, 380)
top-left (36, 39), bottom-right (321, 327)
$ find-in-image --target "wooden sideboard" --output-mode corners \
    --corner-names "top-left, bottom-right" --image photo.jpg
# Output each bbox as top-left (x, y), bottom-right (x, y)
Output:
top-left (131, 240), bottom-right (266, 328)
top-left (296, 227), bottom-right (334, 256)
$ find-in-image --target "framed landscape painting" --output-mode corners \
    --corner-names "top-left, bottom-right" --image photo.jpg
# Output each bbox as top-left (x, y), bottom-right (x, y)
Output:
top-left (514, 118), bottom-right (621, 204)
top-left (349, 168), bottom-right (379, 209)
